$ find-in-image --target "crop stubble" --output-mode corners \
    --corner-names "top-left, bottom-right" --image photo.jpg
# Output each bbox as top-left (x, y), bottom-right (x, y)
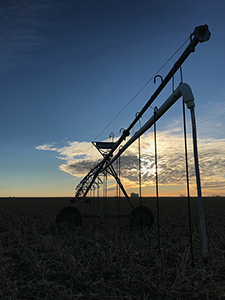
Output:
top-left (0, 197), bottom-right (225, 299)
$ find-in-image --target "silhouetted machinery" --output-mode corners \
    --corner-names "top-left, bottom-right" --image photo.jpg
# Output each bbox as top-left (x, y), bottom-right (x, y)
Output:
top-left (56, 25), bottom-right (211, 262)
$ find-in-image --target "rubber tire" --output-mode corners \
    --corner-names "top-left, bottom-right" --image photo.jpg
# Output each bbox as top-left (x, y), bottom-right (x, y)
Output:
top-left (55, 206), bottom-right (82, 230)
top-left (130, 206), bottom-right (154, 227)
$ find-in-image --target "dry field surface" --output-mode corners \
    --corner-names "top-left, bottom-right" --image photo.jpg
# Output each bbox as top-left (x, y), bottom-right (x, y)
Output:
top-left (0, 196), bottom-right (225, 299)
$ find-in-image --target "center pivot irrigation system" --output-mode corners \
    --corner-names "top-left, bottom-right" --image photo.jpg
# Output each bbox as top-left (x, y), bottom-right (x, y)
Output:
top-left (56, 25), bottom-right (211, 263)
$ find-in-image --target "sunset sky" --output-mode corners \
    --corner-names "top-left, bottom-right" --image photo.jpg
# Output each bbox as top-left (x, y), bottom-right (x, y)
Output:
top-left (1, 0), bottom-right (225, 197)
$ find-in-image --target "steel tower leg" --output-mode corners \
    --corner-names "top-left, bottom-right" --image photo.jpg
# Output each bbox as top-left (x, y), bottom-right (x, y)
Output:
top-left (108, 165), bottom-right (134, 208)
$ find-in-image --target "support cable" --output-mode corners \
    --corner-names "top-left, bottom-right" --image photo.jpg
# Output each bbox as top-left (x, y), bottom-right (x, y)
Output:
top-left (138, 135), bottom-right (142, 207)
top-left (116, 157), bottom-right (119, 222)
top-left (92, 187), bottom-right (94, 210)
top-left (137, 115), bottom-right (143, 230)
top-left (118, 146), bottom-right (122, 224)
top-left (136, 112), bottom-right (142, 208)
top-left (154, 107), bottom-right (161, 253)
top-left (182, 98), bottom-right (194, 267)
top-left (104, 171), bottom-right (108, 225)
top-left (97, 178), bottom-right (100, 213)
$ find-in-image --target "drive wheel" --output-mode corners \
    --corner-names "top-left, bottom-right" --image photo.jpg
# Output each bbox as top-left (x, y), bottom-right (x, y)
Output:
top-left (56, 206), bottom-right (82, 230)
top-left (130, 206), bottom-right (154, 227)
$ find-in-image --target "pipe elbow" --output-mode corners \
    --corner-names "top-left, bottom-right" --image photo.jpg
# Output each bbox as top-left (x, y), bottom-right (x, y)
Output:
top-left (178, 83), bottom-right (195, 109)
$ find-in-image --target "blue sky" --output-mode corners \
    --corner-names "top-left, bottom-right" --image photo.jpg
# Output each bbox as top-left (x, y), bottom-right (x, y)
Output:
top-left (1, 0), bottom-right (225, 197)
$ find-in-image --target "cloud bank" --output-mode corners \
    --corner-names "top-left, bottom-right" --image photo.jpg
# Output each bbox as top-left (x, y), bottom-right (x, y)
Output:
top-left (36, 129), bottom-right (225, 195)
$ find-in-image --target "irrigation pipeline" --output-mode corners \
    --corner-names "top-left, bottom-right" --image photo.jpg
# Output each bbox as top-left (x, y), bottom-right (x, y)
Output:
top-left (75, 25), bottom-right (211, 200)
top-left (72, 25), bottom-right (211, 266)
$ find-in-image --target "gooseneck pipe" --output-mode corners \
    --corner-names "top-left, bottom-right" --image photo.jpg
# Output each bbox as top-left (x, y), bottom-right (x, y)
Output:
top-left (107, 83), bottom-right (195, 164)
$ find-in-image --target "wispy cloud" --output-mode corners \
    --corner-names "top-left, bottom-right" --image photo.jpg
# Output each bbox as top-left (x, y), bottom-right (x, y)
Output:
top-left (0, 0), bottom-right (61, 71)
top-left (36, 140), bottom-right (102, 177)
top-left (36, 129), bottom-right (225, 195)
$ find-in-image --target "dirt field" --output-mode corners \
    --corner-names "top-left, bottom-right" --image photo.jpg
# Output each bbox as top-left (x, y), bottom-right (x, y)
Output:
top-left (0, 196), bottom-right (224, 299)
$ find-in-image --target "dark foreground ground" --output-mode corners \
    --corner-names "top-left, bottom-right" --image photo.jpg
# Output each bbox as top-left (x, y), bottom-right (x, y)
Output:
top-left (0, 197), bottom-right (225, 299)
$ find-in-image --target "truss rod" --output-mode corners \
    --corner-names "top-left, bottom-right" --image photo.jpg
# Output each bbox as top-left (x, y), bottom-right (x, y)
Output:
top-left (108, 165), bottom-right (134, 208)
